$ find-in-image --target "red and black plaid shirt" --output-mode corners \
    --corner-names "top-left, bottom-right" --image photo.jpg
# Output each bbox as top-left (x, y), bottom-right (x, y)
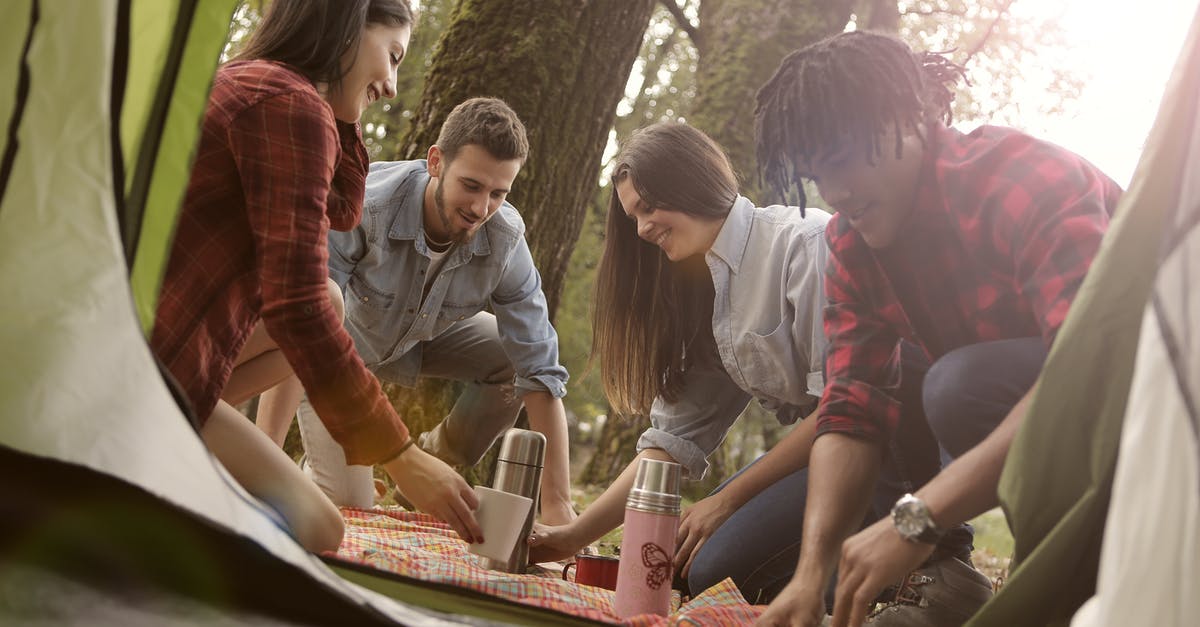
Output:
top-left (151, 60), bottom-right (410, 465)
top-left (818, 124), bottom-right (1123, 442)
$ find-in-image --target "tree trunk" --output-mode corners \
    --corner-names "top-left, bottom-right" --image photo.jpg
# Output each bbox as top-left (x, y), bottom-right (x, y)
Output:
top-left (381, 0), bottom-right (655, 487)
top-left (855, 0), bottom-right (900, 32)
top-left (580, 411), bottom-right (647, 485)
top-left (381, 379), bottom-right (505, 486)
top-left (398, 0), bottom-right (659, 319)
top-left (690, 0), bottom-right (853, 203)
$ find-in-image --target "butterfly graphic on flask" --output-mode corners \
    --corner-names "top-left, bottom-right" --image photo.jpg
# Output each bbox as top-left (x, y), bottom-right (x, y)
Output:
top-left (641, 542), bottom-right (672, 590)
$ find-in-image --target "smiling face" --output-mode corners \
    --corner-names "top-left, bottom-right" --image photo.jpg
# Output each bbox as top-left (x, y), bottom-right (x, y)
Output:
top-left (325, 22), bottom-right (411, 123)
top-left (423, 144), bottom-right (522, 244)
top-left (614, 177), bottom-right (724, 262)
top-left (798, 123), bottom-right (926, 249)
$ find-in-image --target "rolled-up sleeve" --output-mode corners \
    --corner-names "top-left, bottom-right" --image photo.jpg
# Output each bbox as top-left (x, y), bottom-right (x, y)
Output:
top-left (638, 359), bottom-right (752, 479)
top-left (491, 235), bottom-right (569, 397)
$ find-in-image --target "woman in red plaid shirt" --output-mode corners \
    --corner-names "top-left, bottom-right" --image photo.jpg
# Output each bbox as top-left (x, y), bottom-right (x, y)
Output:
top-left (151, 0), bottom-right (484, 552)
top-left (753, 32), bottom-right (1120, 627)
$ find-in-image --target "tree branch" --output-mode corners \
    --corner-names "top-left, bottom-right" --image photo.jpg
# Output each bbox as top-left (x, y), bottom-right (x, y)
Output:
top-left (900, 7), bottom-right (968, 17)
top-left (964, 0), bottom-right (1016, 63)
top-left (659, 0), bottom-right (699, 42)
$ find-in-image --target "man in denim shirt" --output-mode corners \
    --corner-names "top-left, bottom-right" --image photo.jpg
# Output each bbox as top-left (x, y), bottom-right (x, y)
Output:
top-left (260, 98), bottom-right (574, 525)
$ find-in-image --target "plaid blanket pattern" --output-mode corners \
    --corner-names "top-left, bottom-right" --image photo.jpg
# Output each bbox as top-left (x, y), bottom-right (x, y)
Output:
top-left (335, 507), bottom-right (764, 625)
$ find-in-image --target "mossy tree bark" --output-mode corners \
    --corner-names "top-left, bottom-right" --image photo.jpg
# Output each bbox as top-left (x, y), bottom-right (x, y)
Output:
top-left (387, 0), bottom-right (657, 486)
top-left (689, 0), bottom-right (853, 204)
top-left (579, 411), bottom-right (648, 486)
top-left (398, 0), bottom-right (658, 318)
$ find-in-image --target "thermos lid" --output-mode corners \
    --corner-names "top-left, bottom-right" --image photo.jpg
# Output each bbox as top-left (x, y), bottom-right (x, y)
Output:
top-left (496, 428), bottom-right (546, 467)
top-left (627, 458), bottom-right (681, 514)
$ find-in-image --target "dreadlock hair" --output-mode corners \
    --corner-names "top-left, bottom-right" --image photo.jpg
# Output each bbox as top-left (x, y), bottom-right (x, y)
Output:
top-left (592, 122), bottom-right (734, 419)
top-left (753, 30), bottom-right (966, 205)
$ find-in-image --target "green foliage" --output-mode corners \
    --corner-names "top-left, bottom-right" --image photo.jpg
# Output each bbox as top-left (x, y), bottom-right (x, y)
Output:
top-left (555, 189), bottom-right (610, 437)
top-left (888, 0), bottom-right (1085, 127)
top-left (361, 0), bottom-right (453, 160)
top-left (611, 2), bottom-right (700, 144)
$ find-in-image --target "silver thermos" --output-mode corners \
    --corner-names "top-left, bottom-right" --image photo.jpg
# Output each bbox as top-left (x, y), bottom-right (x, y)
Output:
top-left (481, 428), bottom-right (545, 573)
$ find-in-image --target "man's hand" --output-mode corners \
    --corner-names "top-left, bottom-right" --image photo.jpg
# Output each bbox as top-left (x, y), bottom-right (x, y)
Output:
top-left (830, 517), bottom-right (935, 627)
top-left (383, 446), bottom-right (483, 544)
top-left (527, 521), bottom-right (584, 564)
top-left (755, 577), bottom-right (829, 627)
top-left (674, 491), bottom-right (736, 579)
top-left (539, 494), bottom-right (577, 527)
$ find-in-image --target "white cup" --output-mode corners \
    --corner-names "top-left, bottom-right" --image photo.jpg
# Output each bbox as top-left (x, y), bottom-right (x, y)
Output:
top-left (467, 486), bottom-right (533, 563)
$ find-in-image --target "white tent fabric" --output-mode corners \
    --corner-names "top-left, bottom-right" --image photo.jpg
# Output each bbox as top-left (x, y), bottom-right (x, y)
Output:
top-left (0, 4), bottom-right (466, 625)
top-left (1071, 7), bottom-right (1200, 626)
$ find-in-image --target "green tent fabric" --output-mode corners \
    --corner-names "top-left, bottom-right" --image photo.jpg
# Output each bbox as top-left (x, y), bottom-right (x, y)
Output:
top-left (966, 6), bottom-right (1200, 626)
top-left (122, 0), bottom-right (248, 335)
top-left (0, 3), bottom-right (601, 624)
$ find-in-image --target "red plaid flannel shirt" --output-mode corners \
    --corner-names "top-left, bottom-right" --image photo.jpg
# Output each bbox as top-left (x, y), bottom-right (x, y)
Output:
top-left (818, 125), bottom-right (1123, 442)
top-left (151, 60), bottom-right (410, 465)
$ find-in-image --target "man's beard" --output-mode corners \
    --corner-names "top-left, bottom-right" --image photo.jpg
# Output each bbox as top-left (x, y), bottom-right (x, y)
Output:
top-left (433, 178), bottom-right (471, 244)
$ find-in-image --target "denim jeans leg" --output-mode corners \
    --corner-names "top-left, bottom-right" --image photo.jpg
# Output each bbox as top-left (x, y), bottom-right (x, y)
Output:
top-left (922, 337), bottom-right (1047, 458)
top-left (872, 342), bottom-right (977, 560)
top-left (417, 312), bottom-right (523, 467)
top-left (687, 456), bottom-right (940, 606)
top-left (688, 342), bottom-right (976, 604)
top-left (686, 459), bottom-right (812, 604)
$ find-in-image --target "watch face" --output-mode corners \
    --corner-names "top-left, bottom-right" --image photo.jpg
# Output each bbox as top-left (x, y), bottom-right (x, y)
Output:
top-left (893, 499), bottom-right (926, 538)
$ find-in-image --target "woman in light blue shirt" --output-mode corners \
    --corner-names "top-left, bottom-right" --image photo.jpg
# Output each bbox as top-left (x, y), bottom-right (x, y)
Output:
top-left (529, 122), bottom-right (831, 602)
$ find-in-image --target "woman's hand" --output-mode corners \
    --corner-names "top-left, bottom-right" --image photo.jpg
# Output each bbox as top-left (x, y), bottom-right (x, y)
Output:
top-left (383, 446), bottom-right (482, 544)
top-left (528, 521), bottom-right (584, 564)
top-left (674, 491), bottom-right (737, 578)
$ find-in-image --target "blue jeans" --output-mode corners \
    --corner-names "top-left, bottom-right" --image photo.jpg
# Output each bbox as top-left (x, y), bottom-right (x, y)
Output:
top-left (686, 338), bottom-right (1046, 604)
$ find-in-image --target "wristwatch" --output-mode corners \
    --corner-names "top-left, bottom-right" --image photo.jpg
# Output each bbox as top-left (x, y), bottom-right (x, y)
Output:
top-left (891, 493), bottom-right (945, 544)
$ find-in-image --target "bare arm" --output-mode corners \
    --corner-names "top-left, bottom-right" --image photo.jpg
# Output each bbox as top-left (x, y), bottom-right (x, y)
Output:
top-left (757, 433), bottom-right (882, 626)
top-left (919, 388), bottom-right (1029, 524)
top-left (522, 390), bottom-right (576, 525)
top-left (712, 407), bottom-right (817, 512)
top-left (201, 399), bottom-right (344, 553)
top-left (528, 447), bottom-right (676, 563)
top-left (676, 407), bottom-right (818, 576)
top-left (829, 388), bottom-right (1033, 627)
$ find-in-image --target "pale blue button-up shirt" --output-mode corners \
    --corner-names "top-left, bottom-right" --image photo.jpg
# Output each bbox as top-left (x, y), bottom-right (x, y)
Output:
top-left (637, 197), bottom-right (830, 478)
top-left (327, 160), bottom-right (568, 397)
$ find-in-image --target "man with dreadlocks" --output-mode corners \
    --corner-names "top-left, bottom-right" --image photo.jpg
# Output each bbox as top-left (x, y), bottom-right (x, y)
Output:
top-left (752, 31), bottom-right (1121, 627)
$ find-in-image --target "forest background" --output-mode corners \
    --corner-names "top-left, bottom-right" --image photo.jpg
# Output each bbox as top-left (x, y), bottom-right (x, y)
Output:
top-left (225, 0), bottom-right (1180, 552)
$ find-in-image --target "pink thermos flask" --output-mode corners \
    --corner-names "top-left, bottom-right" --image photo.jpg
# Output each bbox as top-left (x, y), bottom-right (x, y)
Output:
top-left (614, 458), bottom-right (682, 618)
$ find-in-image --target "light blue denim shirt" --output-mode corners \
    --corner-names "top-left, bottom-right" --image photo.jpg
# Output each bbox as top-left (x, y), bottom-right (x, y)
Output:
top-left (327, 160), bottom-right (568, 397)
top-left (637, 197), bottom-right (831, 478)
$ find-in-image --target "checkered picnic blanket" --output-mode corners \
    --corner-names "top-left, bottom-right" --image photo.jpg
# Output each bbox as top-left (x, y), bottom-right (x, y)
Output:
top-left (334, 507), bottom-right (764, 625)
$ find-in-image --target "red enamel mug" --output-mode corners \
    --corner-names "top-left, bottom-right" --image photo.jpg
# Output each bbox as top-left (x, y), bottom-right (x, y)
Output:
top-left (563, 554), bottom-right (620, 590)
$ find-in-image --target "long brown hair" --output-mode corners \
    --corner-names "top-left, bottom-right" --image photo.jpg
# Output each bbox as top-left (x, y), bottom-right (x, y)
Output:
top-left (235, 0), bottom-right (414, 88)
top-left (592, 122), bottom-right (738, 418)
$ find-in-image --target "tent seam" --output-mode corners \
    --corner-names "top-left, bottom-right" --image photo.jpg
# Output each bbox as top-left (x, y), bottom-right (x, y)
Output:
top-left (0, 0), bottom-right (39, 210)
